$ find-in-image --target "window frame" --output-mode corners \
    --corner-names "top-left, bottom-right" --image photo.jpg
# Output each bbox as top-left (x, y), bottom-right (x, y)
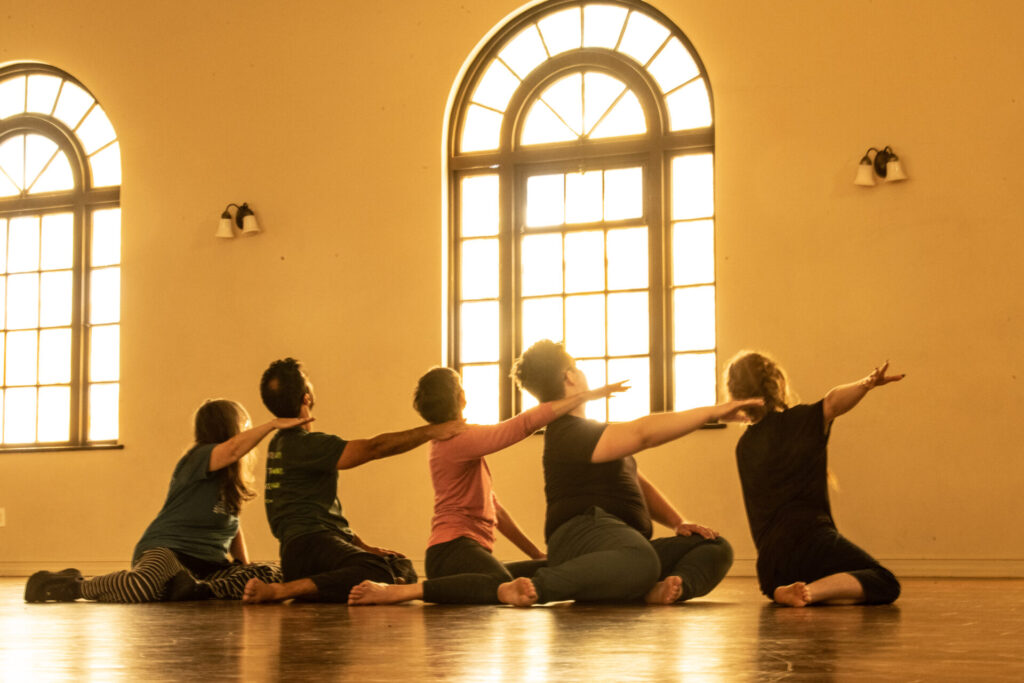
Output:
top-left (448, 0), bottom-right (715, 422)
top-left (0, 63), bottom-right (122, 452)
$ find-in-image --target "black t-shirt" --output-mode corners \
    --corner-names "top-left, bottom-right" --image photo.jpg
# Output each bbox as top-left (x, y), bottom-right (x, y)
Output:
top-left (735, 400), bottom-right (833, 554)
top-left (542, 414), bottom-right (652, 541)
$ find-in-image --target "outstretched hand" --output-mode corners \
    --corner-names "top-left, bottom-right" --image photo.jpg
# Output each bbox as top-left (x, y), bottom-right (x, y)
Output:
top-left (272, 415), bottom-right (315, 430)
top-left (587, 380), bottom-right (630, 401)
top-left (864, 361), bottom-right (905, 389)
top-left (715, 398), bottom-right (764, 422)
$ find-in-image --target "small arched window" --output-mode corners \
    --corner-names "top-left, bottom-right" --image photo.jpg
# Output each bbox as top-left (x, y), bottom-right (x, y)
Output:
top-left (449, 0), bottom-right (715, 424)
top-left (0, 64), bottom-right (121, 449)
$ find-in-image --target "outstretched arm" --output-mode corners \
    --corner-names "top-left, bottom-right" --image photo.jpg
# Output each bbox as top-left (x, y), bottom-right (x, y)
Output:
top-left (638, 473), bottom-right (718, 539)
top-left (546, 380), bottom-right (630, 418)
top-left (822, 361), bottom-right (905, 424)
top-left (208, 415), bottom-right (315, 472)
top-left (337, 420), bottom-right (468, 470)
top-left (591, 398), bottom-right (762, 464)
top-left (494, 498), bottom-right (546, 559)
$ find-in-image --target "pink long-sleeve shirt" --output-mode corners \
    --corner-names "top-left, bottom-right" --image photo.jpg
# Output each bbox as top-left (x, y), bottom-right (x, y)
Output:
top-left (427, 403), bottom-right (556, 551)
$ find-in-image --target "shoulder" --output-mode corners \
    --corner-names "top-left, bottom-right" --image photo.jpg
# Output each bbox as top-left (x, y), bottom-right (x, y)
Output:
top-left (545, 414), bottom-right (607, 456)
top-left (173, 443), bottom-right (215, 481)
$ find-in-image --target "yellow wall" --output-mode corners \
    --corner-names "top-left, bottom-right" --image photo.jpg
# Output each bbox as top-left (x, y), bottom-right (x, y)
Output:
top-left (1, 0), bottom-right (1021, 576)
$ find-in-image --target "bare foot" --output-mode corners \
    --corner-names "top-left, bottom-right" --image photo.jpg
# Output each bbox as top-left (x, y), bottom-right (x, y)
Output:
top-left (497, 577), bottom-right (537, 607)
top-left (773, 582), bottom-right (812, 607)
top-left (242, 578), bottom-right (282, 604)
top-left (644, 576), bottom-right (683, 605)
top-left (348, 580), bottom-right (415, 605)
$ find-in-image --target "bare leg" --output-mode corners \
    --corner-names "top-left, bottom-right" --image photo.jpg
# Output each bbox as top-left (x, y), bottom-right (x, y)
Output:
top-left (242, 577), bottom-right (318, 604)
top-left (348, 580), bottom-right (423, 605)
top-left (773, 573), bottom-right (865, 607)
top-left (644, 575), bottom-right (683, 605)
top-left (497, 577), bottom-right (538, 607)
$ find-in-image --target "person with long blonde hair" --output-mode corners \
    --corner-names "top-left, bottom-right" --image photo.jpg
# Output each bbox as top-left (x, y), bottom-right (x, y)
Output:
top-left (25, 399), bottom-right (310, 603)
top-left (726, 351), bottom-right (904, 606)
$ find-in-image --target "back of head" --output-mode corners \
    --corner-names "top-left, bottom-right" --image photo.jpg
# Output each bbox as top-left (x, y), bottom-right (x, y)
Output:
top-left (194, 399), bottom-right (248, 444)
top-left (725, 350), bottom-right (791, 422)
top-left (414, 366), bottom-right (462, 424)
top-left (260, 357), bottom-right (307, 418)
top-left (512, 339), bottom-right (572, 402)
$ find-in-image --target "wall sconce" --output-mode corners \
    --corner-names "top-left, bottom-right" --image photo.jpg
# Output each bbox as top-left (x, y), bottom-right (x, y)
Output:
top-left (216, 202), bottom-right (261, 238)
top-left (854, 146), bottom-right (908, 186)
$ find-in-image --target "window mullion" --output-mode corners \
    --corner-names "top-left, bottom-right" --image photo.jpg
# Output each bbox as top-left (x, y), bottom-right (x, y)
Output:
top-left (499, 165), bottom-right (517, 420)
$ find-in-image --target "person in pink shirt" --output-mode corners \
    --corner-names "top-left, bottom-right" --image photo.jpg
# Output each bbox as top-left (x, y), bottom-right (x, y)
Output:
top-left (349, 366), bottom-right (625, 606)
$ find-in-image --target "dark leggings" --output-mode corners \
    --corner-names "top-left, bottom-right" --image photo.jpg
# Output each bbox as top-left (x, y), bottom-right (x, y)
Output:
top-left (281, 531), bottom-right (417, 603)
top-left (757, 524), bottom-right (900, 604)
top-left (421, 536), bottom-right (545, 604)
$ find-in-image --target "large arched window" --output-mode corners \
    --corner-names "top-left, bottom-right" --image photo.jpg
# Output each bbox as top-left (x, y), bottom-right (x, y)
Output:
top-left (0, 64), bottom-right (121, 449)
top-left (449, 0), bottom-right (715, 424)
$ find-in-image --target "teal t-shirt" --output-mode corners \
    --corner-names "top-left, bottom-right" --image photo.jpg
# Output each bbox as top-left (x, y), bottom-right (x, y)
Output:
top-left (133, 444), bottom-right (238, 564)
top-left (265, 428), bottom-right (354, 546)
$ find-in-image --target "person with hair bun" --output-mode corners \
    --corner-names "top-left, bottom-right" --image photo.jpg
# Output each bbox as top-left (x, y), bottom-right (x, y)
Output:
top-left (25, 400), bottom-right (309, 603)
top-left (349, 366), bottom-right (627, 606)
top-left (725, 351), bottom-right (904, 606)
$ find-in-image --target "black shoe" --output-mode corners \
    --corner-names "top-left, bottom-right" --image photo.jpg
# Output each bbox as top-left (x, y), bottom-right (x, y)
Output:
top-left (24, 568), bottom-right (83, 603)
top-left (164, 570), bottom-right (213, 601)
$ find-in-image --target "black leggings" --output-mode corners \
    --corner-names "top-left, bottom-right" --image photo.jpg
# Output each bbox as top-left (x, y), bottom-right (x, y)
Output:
top-left (421, 536), bottom-right (545, 604)
top-left (757, 524), bottom-right (900, 604)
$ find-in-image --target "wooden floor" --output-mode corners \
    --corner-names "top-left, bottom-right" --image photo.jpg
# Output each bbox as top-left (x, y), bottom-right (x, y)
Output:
top-left (1, 577), bottom-right (1022, 681)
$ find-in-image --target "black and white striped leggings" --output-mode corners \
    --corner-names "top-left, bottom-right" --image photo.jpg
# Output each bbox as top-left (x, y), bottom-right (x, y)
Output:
top-left (79, 547), bottom-right (282, 603)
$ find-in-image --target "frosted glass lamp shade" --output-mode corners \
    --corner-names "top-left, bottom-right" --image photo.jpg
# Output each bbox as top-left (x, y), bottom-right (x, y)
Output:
top-left (854, 161), bottom-right (876, 186)
top-left (215, 216), bottom-right (235, 238)
top-left (885, 158), bottom-right (908, 182)
top-left (241, 213), bottom-right (261, 235)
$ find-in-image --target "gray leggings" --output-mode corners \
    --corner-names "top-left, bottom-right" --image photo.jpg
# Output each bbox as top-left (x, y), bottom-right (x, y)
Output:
top-left (531, 507), bottom-right (733, 604)
top-left (80, 547), bottom-right (281, 603)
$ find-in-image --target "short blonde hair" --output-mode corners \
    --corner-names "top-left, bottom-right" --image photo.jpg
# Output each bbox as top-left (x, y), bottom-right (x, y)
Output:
top-left (724, 351), bottom-right (792, 422)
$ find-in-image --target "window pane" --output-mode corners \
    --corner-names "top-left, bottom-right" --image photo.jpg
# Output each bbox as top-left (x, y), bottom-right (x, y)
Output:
top-left (564, 230), bottom-right (604, 293)
top-left (461, 238), bottom-right (498, 300)
top-left (498, 24), bottom-right (547, 79)
top-left (565, 294), bottom-right (605, 358)
top-left (461, 364), bottom-right (499, 426)
top-left (674, 352), bottom-right (717, 410)
top-left (604, 167), bottom-right (643, 221)
top-left (606, 227), bottom-right (648, 290)
top-left (41, 213), bottom-right (74, 270)
top-left (90, 324), bottom-right (120, 382)
top-left (26, 75), bottom-right (61, 115)
top-left (583, 5), bottom-right (628, 49)
top-left (565, 171), bottom-right (603, 224)
top-left (461, 104), bottom-right (504, 153)
top-left (673, 220), bottom-right (714, 286)
top-left (538, 7), bottom-right (581, 56)
top-left (76, 105), bottom-right (116, 155)
top-left (0, 135), bottom-right (25, 191)
top-left (460, 175), bottom-right (499, 238)
top-left (38, 327), bottom-right (71, 384)
top-left (525, 174), bottom-right (564, 227)
top-left (521, 98), bottom-right (578, 146)
top-left (617, 11), bottom-right (670, 65)
top-left (460, 300), bottom-right (499, 363)
top-left (522, 296), bottom-right (563, 351)
top-left (673, 285), bottom-right (716, 351)
top-left (666, 80), bottom-right (712, 132)
top-left (608, 356), bottom-right (649, 421)
top-left (5, 330), bottom-right (37, 385)
top-left (89, 142), bottom-right (122, 188)
top-left (3, 387), bottom-right (36, 443)
top-left (575, 358), bottom-right (606, 421)
top-left (0, 167), bottom-right (18, 197)
top-left (472, 59), bottom-right (520, 113)
top-left (92, 208), bottom-right (121, 267)
top-left (39, 270), bottom-right (72, 327)
top-left (89, 267), bottom-right (120, 324)
top-left (672, 154), bottom-right (714, 220)
top-left (647, 38), bottom-right (700, 93)
top-left (7, 273), bottom-right (40, 329)
top-left (25, 135), bottom-right (58, 191)
top-left (53, 81), bottom-right (94, 129)
top-left (29, 150), bottom-right (74, 194)
top-left (0, 76), bottom-right (27, 119)
top-left (7, 215), bottom-right (39, 272)
top-left (607, 292), bottom-right (649, 356)
top-left (521, 233), bottom-right (562, 296)
top-left (540, 73), bottom-right (583, 136)
top-left (582, 73), bottom-right (626, 136)
top-left (88, 382), bottom-right (119, 441)
top-left (0, 277), bottom-right (5, 326)
top-left (589, 90), bottom-right (645, 139)
top-left (0, 220), bottom-right (5, 271)
top-left (37, 385), bottom-right (70, 443)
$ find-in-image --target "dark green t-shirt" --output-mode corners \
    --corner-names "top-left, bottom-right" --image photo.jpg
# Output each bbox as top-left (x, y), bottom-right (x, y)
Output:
top-left (133, 444), bottom-right (238, 564)
top-left (264, 428), bottom-right (354, 545)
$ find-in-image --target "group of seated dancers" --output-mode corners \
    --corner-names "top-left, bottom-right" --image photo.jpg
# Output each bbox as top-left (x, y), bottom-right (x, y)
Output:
top-left (25, 340), bottom-right (904, 609)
